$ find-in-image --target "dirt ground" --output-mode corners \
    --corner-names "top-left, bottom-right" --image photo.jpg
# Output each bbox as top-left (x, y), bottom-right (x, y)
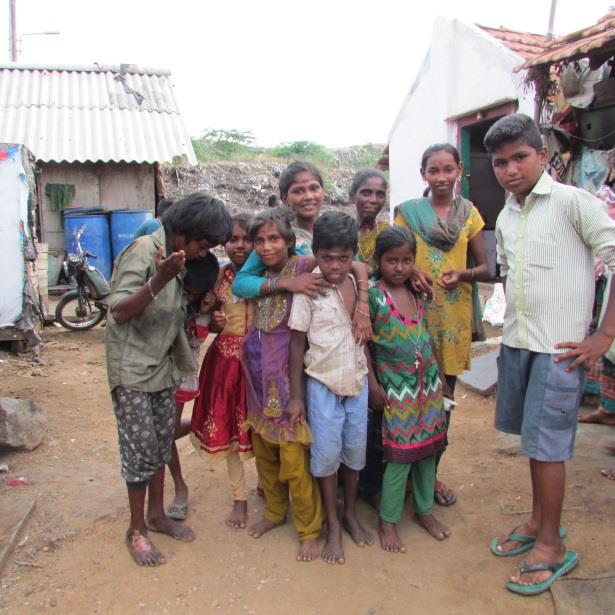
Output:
top-left (1, 324), bottom-right (614, 615)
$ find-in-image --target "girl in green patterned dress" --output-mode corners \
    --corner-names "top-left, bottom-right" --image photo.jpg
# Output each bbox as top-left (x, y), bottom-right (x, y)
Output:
top-left (367, 226), bottom-right (450, 553)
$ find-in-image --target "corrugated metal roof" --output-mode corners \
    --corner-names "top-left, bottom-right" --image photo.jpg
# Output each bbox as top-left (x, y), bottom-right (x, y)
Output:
top-left (477, 25), bottom-right (547, 59)
top-left (519, 9), bottom-right (615, 69)
top-left (0, 64), bottom-right (196, 164)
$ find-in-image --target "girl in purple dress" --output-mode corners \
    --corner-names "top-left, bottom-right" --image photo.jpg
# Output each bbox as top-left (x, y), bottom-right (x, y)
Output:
top-left (241, 207), bottom-right (323, 562)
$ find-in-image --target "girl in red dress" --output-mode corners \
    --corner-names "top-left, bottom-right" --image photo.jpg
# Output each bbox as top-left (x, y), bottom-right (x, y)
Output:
top-left (191, 213), bottom-right (255, 528)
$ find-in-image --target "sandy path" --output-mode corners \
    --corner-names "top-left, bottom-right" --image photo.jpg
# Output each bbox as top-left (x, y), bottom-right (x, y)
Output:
top-left (1, 326), bottom-right (614, 614)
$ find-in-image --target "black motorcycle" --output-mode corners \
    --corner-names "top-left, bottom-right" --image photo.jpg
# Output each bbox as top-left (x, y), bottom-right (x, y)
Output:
top-left (55, 228), bottom-right (111, 331)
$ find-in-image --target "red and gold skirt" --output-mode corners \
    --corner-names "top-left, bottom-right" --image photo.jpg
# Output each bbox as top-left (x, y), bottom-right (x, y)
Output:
top-left (190, 334), bottom-right (253, 459)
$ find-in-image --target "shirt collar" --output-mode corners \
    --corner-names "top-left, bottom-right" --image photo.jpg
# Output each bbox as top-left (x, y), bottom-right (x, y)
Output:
top-left (151, 224), bottom-right (166, 250)
top-left (505, 171), bottom-right (552, 210)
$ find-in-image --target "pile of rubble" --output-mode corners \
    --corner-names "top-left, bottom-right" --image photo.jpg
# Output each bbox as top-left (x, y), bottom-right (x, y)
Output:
top-left (162, 160), bottom-right (376, 216)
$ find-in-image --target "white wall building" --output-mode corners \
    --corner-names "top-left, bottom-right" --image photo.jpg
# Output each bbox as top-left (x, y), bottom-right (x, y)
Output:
top-left (387, 18), bottom-right (544, 276)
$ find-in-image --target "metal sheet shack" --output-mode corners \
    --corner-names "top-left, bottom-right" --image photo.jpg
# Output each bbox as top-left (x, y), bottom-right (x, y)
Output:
top-left (518, 10), bottom-right (615, 194)
top-left (0, 63), bottom-right (196, 284)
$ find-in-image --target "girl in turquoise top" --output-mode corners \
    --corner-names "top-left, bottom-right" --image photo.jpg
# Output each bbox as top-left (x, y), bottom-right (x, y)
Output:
top-left (233, 160), bottom-right (327, 299)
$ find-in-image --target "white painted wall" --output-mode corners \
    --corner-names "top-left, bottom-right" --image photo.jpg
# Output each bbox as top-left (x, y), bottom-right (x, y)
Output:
top-left (388, 17), bottom-right (535, 210)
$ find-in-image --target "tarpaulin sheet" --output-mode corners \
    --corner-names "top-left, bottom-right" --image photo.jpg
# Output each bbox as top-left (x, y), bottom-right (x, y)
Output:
top-left (0, 145), bottom-right (29, 326)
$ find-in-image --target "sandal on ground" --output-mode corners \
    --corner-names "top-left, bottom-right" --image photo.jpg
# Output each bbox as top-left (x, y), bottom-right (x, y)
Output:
top-left (434, 481), bottom-right (457, 506)
top-left (490, 525), bottom-right (567, 557)
top-left (506, 550), bottom-right (579, 596)
top-left (167, 501), bottom-right (188, 521)
top-left (601, 468), bottom-right (615, 480)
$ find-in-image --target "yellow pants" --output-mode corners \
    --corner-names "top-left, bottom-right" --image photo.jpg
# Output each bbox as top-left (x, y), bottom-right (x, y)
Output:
top-left (252, 433), bottom-right (323, 541)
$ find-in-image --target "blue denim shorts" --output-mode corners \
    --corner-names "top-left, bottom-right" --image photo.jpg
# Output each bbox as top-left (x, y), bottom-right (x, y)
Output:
top-left (306, 376), bottom-right (368, 477)
top-left (495, 345), bottom-right (585, 462)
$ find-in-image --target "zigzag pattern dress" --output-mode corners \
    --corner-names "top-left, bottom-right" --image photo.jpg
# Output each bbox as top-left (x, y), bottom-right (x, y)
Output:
top-left (369, 284), bottom-right (447, 464)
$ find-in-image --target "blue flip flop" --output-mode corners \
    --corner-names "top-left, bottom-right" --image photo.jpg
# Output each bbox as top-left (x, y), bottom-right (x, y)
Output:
top-left (490, 525), bottom-right (566, 557)
top-left (506, 549), bottom-right (579, 596)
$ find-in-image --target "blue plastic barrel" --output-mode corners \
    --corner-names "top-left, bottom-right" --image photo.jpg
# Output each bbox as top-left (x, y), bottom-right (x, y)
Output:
top-left (64, 205), bottom-right (104, 215)
top-left (110, 209), bottom-right (154, 259)
top-left (64, 213), bottom-right (112, 281)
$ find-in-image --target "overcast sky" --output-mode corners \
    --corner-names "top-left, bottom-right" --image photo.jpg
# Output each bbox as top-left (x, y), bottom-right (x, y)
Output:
top-left (1, 0), bottom-right (612, 146)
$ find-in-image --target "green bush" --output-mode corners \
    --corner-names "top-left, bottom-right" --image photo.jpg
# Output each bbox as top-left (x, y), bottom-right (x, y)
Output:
top-left (190, 129), bottom-right (385, 174)
top-left (271, 141), bottom-right (335, 166)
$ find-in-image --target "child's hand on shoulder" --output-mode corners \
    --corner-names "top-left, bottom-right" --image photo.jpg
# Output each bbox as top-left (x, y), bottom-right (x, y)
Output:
top-left (282, 273), bottom-right (330, 298)
top-left (368, 384), bottom-right (388, 412)
top-left (285, 399), bottom-right (306, 425)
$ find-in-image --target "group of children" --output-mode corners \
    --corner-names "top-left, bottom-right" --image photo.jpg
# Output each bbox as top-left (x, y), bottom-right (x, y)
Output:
top-left (108, 112), bottom-right (615, 597)
top-left (176, 161), bottom-right (453, 566)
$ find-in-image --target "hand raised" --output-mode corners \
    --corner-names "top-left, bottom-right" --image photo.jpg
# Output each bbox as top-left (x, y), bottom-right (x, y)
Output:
top-left (155, 246), bottom-right (185, 282)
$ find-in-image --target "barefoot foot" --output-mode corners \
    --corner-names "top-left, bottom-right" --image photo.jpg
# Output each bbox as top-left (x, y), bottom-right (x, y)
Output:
top-left (342, 513), bottom-right (374, 547)
top-left (125, 530), bottom-right (166, 566)
top-left (248, 517), bottom-right (283, 539)
top-left (578, 408), bottom-right (615, 425)
top-left (414, 513), bottom-right (450, 540)
top-left (296, 538), bottom-right (320, 562)
top-left (378, 519), bottom-right (405, 553)
top-left (322, 523), bottom-right (345, 564)
top-left (601, 467), bottom-right (615, 480)
top-left (226, 500), bottom-right (248, 529)
top-left (147, 515), bottom-right (195, 541)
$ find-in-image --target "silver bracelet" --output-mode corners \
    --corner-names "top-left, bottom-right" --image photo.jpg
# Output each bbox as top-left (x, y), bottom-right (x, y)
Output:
top-left (147, 278), bottom-right (158, 300)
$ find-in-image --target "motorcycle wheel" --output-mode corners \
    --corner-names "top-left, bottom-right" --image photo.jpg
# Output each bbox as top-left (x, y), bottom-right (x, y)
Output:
top-left (55, 290), bottom-right (106, 331)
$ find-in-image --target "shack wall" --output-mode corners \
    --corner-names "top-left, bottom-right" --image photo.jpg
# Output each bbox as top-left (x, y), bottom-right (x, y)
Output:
top-left (38, 161), bottom-right (155, 253)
